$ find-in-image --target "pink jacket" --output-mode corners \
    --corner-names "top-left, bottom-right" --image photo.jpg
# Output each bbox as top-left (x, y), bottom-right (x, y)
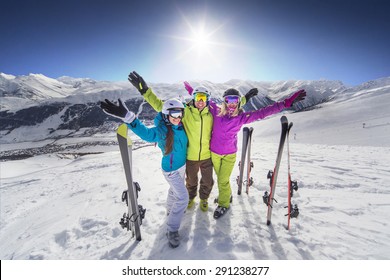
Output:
top-left (208, 101), bottom-right (285, 155)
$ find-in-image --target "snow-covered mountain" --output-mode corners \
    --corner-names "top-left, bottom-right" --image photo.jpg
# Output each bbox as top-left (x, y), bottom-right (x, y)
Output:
top-left (0, 73), bottom-right (74, 100)
top-left (0, 73), bottom-right (134, 110)
top-left (0, 73), bottom-right (347, 111)
top-left (0, 73), bottom-right (389, 155)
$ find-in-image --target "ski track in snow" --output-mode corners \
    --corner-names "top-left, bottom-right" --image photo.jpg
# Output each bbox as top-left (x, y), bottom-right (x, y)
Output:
top-left (1, 139), bottom-right (389, 260)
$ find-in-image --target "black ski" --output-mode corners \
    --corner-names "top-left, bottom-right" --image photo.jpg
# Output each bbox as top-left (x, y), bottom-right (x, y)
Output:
top-left (285, 122), bottom-right (299, 230)
top-left (236, 127), bottom-right (250, 195)
top-left (117, 123), bottom-right (145, 241)
top-left (263, 116), bottom-right (288, 226)
top-left (245, 127), bottom-right (254, 194)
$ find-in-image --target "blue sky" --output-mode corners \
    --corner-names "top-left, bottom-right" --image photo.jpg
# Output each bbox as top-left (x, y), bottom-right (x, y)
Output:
top-left (1, 0), bottom-right (389, 86)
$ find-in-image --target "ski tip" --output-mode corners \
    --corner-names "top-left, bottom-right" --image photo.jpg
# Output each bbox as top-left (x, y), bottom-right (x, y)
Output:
top-left (117, 123), bottom-right (128, 137)
top-left (280, 116), bottom-right (288, 123)
top-left (117, 123), bottom-right (133, 145)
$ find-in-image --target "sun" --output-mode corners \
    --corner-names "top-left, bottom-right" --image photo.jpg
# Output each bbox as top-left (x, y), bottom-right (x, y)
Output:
top-left (192, 29), bottom-right (209, 52)
top-left (164, 11), bottom-right (231, 63)
top-left (187, 24), bottom-right (216, 54)
top-left (157, 9), bottom-right (248, 79)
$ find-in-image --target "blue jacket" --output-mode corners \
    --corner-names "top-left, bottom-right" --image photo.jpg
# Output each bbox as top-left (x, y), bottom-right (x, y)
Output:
top-left (127, 113), bottom-right (188, 172)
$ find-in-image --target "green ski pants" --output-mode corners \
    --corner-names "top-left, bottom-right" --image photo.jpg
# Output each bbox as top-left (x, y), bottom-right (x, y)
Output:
top-left (211, 152), bottom-right (236, 208)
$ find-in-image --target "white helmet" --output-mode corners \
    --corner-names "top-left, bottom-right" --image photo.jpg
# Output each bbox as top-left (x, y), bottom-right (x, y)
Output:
top-left (192, 86), bottom-right (211, 96)
top-left (162, 98), bottom-right (184, 115)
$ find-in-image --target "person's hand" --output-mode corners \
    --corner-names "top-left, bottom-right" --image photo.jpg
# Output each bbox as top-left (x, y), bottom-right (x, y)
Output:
top-left (184, 81), bottom-right (193, 95)
top-left (128, 71), bottom-right (148, 95)
top-left (100, 99), bottom-right (135, 123)
top-left (244, 88), bottom-right (258, 102)
top-left (283, 89), bottom-right (306, 107)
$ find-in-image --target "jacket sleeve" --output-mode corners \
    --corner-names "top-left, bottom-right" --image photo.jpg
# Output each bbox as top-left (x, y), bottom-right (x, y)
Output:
top-left (126, 118), bottom-right (159, 143)
top-left (143, 88), bottom-right (163, 112)
top-left (238, 101), bottom-right (285, 125)
top-left (208, 100), bottom-right (219, 116)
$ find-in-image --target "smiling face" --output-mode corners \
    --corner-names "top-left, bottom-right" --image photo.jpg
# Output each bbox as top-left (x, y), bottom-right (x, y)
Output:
top-left (226, 102), bottom-right (238, 112)
top-left (195, 99), bottom-right (207, 110)
top-left (169, 115), bottom-right (182, 125)
top-left (193, 92), bottom-right (209, 110)
top-left (224, 95), bottom-right (240, 115)
top-left (167, 108), bottom-right (184, 125)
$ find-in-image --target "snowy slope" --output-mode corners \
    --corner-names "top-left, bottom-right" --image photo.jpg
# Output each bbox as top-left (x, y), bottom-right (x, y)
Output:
top-left (0, 82), bottom-right (389, 260)
top-left (253, 79), bottom-right (390, 146)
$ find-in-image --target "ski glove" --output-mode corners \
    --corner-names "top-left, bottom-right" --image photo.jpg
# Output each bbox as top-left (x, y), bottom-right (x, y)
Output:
top-left (244, 88), bottom-right (258, 102)
top-left (100, 99), bottom-right (136, 123)
top-left (283, 89), bottom-right (307, 107)
top-left (128, 71), bottom-right (148, 95)
top-left (184, 81), bottom-right (193, 95)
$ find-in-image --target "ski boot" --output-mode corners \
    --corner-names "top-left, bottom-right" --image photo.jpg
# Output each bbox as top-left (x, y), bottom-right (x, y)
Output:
top-left (166, 231), bottom-right (180, 248)
top-left (187, 198), bottom-right (195, 209)
top-left (213, 206), bottom-right (229, 219)
top-left (200, 199), bottom-right (208, 212)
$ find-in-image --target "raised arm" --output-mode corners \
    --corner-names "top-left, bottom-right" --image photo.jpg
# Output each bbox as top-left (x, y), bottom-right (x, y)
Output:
top-left (242, 88), bottom-right (258, 107)
top-left (239, 89), bottom-right (306, 124)
top-left (128, 71), bottom-right (163, 112)
top-left (239, 101), bottom-right (286, 124)
top-left (100, 98), bottom-right (159, 142)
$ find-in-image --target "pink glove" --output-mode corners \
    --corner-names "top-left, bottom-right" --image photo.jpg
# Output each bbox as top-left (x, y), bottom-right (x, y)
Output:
top-left (184, 81), bottom-right (193, 95)
top-left (283, 89), bottom-right (306, 107)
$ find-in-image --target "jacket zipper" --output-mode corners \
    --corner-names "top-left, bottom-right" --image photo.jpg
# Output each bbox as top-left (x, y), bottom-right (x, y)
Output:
top-left (198, 111), bottom-right (203, 161)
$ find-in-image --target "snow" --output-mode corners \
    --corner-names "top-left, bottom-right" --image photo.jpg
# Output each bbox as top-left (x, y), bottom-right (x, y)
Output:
top-left (0, 73), bottom-right (16, 80)
top-left (2, 138), bottom-right (389, 260)
top-left (2, 81), bottom-right (390, 280)
top-left (1, 81), bottom-right (390, 262)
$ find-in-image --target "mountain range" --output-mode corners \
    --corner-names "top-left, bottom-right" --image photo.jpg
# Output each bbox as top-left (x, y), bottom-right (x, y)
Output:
top-left (1, 73), bottom-right (389, 147)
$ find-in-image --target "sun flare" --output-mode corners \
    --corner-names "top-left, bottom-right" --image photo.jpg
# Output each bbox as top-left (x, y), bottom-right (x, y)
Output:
top-left (164, 11), bottom-right (232, 65)
top-left (190, 28), bottom-right (211, 52)
top-left (158, 9), bottom-right (248, 79)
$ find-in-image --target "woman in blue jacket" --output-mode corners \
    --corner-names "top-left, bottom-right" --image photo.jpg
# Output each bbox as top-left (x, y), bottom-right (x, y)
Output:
top-left (101, 98), bottom-right (188, 248)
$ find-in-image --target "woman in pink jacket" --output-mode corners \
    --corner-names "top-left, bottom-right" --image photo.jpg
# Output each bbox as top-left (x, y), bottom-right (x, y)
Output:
top-left (186, 83), bottom-right (306, 219)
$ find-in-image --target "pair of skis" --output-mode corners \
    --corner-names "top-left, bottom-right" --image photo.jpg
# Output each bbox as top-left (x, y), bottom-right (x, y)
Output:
top-left (237, 127), bottom-right (254, 195)
top-left (117, 124), bottom-right (146, 241)
top-left (263, 116), bottom-right (299, 230)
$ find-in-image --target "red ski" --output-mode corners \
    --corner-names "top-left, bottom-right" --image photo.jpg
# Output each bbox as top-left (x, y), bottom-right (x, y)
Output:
top-left (285, 121), bottom-right (299, 230)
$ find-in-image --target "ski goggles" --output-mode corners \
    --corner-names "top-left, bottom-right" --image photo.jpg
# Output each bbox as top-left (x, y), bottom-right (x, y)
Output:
top-left (168, 109), bottom-right (184, 119)
top-left (224, 95), bottom-right (240, 104)
top-left (194, 93), bottom-right (209, 102)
